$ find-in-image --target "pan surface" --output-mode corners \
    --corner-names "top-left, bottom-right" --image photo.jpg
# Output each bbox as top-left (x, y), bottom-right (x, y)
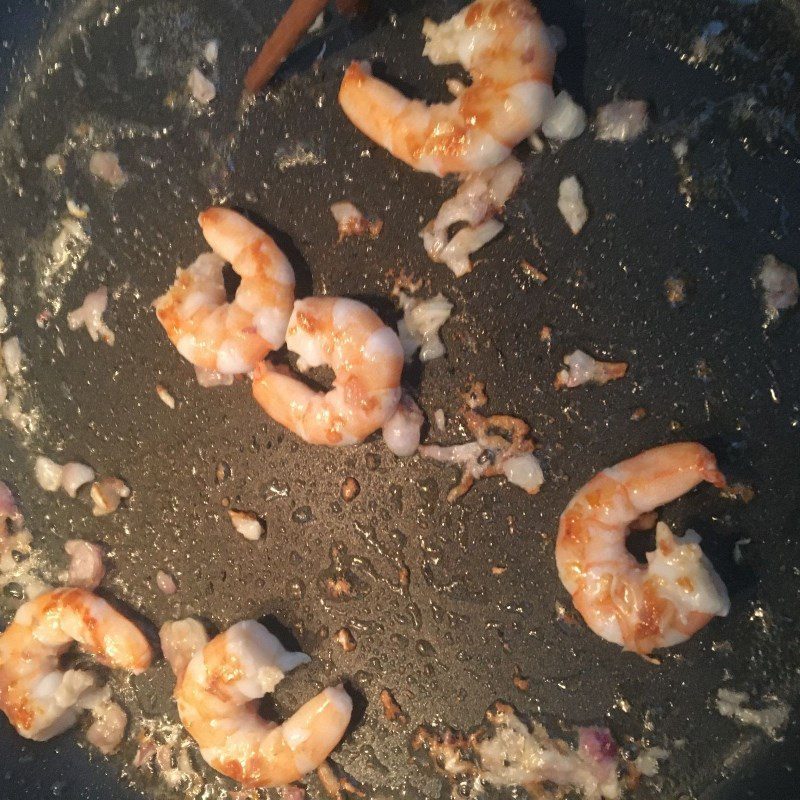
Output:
top-left (0, 0), bottom-right (798, 798)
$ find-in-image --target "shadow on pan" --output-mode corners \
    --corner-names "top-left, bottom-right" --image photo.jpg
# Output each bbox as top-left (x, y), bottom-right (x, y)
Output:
top-left (0, 0), bottom-right (799, 798)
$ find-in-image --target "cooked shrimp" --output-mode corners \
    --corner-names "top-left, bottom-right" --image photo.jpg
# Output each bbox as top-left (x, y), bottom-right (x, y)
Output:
top-left (0, 587), bottom-right (152, 740)
top-left (163, 619), bottom-right (352, 788)
top-left (338, 0), bottom-right (555, 176)
top-left (252, 297), bottom-right (403, 445)
top-left (154, 208), bottom-right (295, 374)
top-left (556, 442), bottom-right (730, 654)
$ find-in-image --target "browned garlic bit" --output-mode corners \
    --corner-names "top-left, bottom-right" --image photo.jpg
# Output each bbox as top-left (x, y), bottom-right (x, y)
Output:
top-left (90, 477), bottom-right (130, 516)
top-left (340, 477), bottom-right (360, 502)
top-left (554, 349), bottom-right (628, 389)
top-left (330, 201), bottom-right (383, 242)
top-left (379, 689), bottom-right (408, 723)
top-left (335, 627), bottom-right (356, 652)
top-left (228, 509), bottom-right (264, 541)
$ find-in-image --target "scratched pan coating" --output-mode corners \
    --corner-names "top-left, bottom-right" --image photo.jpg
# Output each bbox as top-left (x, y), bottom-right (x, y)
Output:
top-left (0, 0), bottom-right (798, 798)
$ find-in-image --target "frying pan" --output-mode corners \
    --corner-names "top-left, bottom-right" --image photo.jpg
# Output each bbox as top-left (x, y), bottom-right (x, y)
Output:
top-left (0, 0), bottom-right (798, 798)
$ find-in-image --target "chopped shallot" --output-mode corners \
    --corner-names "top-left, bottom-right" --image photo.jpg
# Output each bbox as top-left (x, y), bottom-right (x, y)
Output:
top-left (414, 703), bottom-right (620, 800)
top-left (542, 91), bottom-right (587, 141)
top-left (1, 337), bottom-right (23, 376)
top-left (195, 365), bottom-right (234, 387)
top-left (558, 175), bottom-right (588, 234)
top-left (422, 156), bottom-right (522, 277)
top-left (554, 350), bottom-right (628, 389)
top-left (595, 100), bottom-right (648, 142)
top-left (90, 478), bottom-right (130, 516)
top-left (67, 286), bottom-right (115, 345)
top-left (61, 462), bottom-right (95, 497)
top-left (759, 254), bottom-right (798, 316)
top-left (382, 394), bottom-right (424, 457)
top-left (330, 201), bottom-right (383, 241)
top-left (156, 569), bottom-right (177, 595)
top-left (89, 151), bottom-right (127, 187)
top-left (715, 688), bottom-right (789, 739)
top-left (35, 456), bottom-right (63, 492)
top-left (64, 539), bottom-right (105, 589)
top-left (187, 67), bottom-right (216, 104)
top-left (420, 409), bottom-right (541, 502)
top-left (396, 293), bottom-right (453, 362)
top-left (228, 509), bottom-right (263, 541)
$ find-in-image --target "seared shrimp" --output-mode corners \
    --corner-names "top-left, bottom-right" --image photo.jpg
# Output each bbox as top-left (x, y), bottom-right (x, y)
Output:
top-left (338, 0), bottom-right (555, 175)
top-left (556, 443), bottom-right (730, 655)
top-left (0, 588), bottom-right (152, 740)
top-left (252, 297), bottom-right (404, 445)
top-left (162, 619), bottom-right (352, 788)
top-left (154, 208), bottom-right (295, 374)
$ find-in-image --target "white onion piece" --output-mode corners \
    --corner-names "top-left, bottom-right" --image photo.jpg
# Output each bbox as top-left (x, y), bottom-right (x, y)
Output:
top-left (759, 255), bottom-right (798, 313)
top-left (558, 176), bottom-right (588, 234)
top-left (422, 157), bottom-right (522, 277)
top-left (1, 337), bottom-right (23, 376)
top-left (159, 618), bottom-right (210, 679)
top-left (90, 478), bottom-right (130, 516)
top-left (89, 151), bottom-right (127, 187)
top-left (35, 456), bottom-right (63, 492)
top-left (228, 509), bottom-right (263, 541)
top-left (187, 67), bottom-right (216, 104)
top-left (61, 462), bottom-right (95, 498)
top-left (194, 365), bottom-right (234, 387)
top-left (502, 453), bottom-right (544, 494)
top-left (397, 293), bottom-right (453, 362)
top-left (67, 286), bottom-right (115, 346)
top-left (542, 91), bottom-right (587, 141)
top-left (156, 569), bottom-right (177, 595)
top-left (383, 394), bottom-right (424, 457)
top-left (595, 100), bottom-right (648, 142)
top-left (64, 539), bottom-right (105, 589)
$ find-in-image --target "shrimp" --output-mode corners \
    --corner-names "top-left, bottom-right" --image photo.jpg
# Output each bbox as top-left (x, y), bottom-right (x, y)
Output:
top-left (338, 0), bottom-right (555, 176)
top-left (252, 297), bottom-right (404, 445)
top-left (162, 619), bottom-right (352, 788)
top-left (556, 442), bottom-right (730, 655)
top-left (0, 587), bottom-right (152, 740)
top-left (154, 208), bottom-right (295, 374)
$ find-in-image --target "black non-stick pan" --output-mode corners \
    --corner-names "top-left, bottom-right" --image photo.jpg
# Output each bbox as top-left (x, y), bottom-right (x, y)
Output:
top-left (0, 0), bottom-right (798, 798)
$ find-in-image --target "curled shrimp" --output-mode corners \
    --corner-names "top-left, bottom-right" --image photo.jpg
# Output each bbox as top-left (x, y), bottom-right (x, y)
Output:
top-left (338, 0), bottom-right (555, 176)
top-left (556, 443), bottom-right (730, 655)
top-left (161, 619), bottom-right (352, 788)
top-left (0, 587), bottom-right (152, 740)
top-left (252, 297), bottom-right (404, 445)
top-left (154, 207), bottom-right (295, 374)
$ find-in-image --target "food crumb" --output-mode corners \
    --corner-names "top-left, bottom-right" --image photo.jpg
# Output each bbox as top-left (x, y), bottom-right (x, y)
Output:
top-left (720, 483), bottom-right (755, 503)
top-left (156, 384), bottom-right (176, 409)
top-left (630, 406), bottom-right (647, 421)
top-left (520, 260), bottom-right (548, 283)
top-left (326, 576), bottom-right (353, 599)
top-left (463, 380), bottom-right (487, 409)
top-left (539, 325), bottom-right (552, 342)
top-left (335, 627), bottom-right (356, 652)
top-left (380, 689), bottom-right (408, 723)
top-left (512, 667), bottom-right (530, 692)
top-left (340, 476), bottom-right (360, 502)
top-left (557, 175), bottom-right (588, 234)
top-left (228, 509), bottom-right (263, 541)
top-left (664, 276), bottom-right (687, 306)
top-left (398, 565), bottom-right (410, 590)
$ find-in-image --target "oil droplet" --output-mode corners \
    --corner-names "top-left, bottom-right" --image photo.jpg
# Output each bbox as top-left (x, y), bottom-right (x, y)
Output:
top-left (291, 505), bottom-right (313, 524)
